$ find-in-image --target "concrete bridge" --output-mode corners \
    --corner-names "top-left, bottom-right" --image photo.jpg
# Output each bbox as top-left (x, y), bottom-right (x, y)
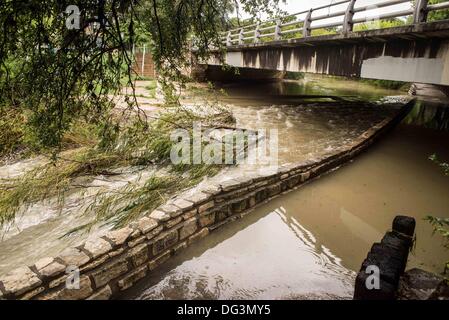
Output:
top-left (203, 0), bottom-right (449, 86)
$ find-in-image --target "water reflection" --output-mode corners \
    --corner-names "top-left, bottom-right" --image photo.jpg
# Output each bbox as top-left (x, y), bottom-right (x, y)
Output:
top-left (128, 206), bottom-right (355, 300)
top-left (217, 75), bottom-right (402, 102)
top-left (404, 101), bottom-right (449, 131)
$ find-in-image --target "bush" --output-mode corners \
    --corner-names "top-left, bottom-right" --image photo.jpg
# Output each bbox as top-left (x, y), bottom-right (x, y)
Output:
top-left (427, 154), bottom-right (449, 276)
top-left (0, 108), bottom-right (27, 158)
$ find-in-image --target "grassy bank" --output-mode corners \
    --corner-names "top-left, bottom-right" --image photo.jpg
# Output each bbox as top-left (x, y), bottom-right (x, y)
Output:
top-left (145, 80), bottom-right (158, 98)
top-left (0, 108), bottom-right (99, 163)
top-left (282, 72), bottom-right (409, 91)
top-left (359, 79), bottom-right (410, 91)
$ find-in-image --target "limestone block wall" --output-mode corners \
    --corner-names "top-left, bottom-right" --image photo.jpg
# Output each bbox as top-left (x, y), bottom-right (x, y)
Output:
top-left (0, 102), bottom-right (414, 300)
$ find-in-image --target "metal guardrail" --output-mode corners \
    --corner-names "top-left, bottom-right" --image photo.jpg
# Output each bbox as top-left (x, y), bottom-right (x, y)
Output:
top-left (222, 0), bottom-right (449, 46)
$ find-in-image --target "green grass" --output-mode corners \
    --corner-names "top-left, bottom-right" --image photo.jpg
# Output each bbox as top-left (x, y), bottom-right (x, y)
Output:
top-left (359, 79), bottom-right (409, 91)
top-left (145, 80), bottom-right (158, 98)
top-left (284, 72), bottom-right (305, 81)
top-left (425, 215), bottom-right (449, 275)
top-left (0, 108), bottom-right (28, 158)
top-left (120, 75), bottom-right (155, 86)
top-left (426, 154), bottom-right (449, 276)
top-left (0, 108), bottom-right (99, 161)
top-left (80, 164), bottom-right (221, 231)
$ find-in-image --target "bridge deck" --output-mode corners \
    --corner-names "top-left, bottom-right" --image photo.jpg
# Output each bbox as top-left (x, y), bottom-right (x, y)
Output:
top-left (204, 21), bottom-right (449, 86)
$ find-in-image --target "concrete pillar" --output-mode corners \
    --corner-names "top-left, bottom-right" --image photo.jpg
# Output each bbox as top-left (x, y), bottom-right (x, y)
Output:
top-left (238, 28), bottom-right (244, 45)
top-left (343, 0), bottom-right (357, 34)
top-left (226, 31), bottom-right (232, 46)
top-left (255, 23), bottom-right (261, 44)
top-left (414, 0), bottom-right (429, 24)
top-left (303, 9), bottom-right (313, 37)
top-left (274, 19), bottom-right (282, 41)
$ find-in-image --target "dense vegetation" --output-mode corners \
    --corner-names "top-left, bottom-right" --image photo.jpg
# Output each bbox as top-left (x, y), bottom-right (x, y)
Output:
top-left (427, 154), bottom-right (449, 276)
top-left (423, 0), bottom-right (449, 274)
top-left (0, 0), bottom-right (284, 227)
top-left (428, 0), bottom-right (449, 21)
top-left (359, 79), bottom-right (409, 91)
top-left (0, 105), bottom-right (235, 228)
top-left (0, 0), bottom-right (284, 154)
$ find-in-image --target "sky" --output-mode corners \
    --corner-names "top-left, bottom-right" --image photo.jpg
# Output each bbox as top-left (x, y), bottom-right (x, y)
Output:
top-left (278, 0), bottom-right (411, 13)
top-left (234, 0), bottom-right (413, 22)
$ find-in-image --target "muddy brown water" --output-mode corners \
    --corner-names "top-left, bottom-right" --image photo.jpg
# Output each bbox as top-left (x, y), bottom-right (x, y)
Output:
top-left (1, 75), bottom-right (448, 300)
top-left (121, 77), bottom-right (449, 300)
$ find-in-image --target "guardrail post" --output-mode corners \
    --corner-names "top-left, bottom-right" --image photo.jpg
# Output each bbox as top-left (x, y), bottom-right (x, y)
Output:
top-left (226, 31), bottom-right (232, 46)
top-left (274, 19), bottom-right (282, 40)
top-left (141, 44), bottom-right (146, 76)
top-left (414, 0), bottom-right (429, 23)
top-left (255, 23), bottom-right (261, 43)
top-left (238, 28), bottom-right (244, 45)
top-left (303, 9), bottom-right (313, 37)
top-left (343, 0), bottom-right (357, 34)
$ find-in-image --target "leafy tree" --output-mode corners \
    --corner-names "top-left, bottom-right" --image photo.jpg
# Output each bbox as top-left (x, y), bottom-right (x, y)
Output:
top-left (0, 0), bottom-right (283, 153)
top-left (427, 0), bottom-right (449, 21)
top-left (1, 1), bottom-right (138, 153)
top-left (0, 0), bottom-right (286, 227)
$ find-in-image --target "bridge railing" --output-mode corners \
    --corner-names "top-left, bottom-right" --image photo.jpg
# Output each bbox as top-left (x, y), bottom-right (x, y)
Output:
top-left (221, 0), bottom-right (449, 46)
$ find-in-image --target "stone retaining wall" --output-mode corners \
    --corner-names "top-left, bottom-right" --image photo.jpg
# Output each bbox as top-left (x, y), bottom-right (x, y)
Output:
top-left (0, 101), bottom-right (414, 300)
